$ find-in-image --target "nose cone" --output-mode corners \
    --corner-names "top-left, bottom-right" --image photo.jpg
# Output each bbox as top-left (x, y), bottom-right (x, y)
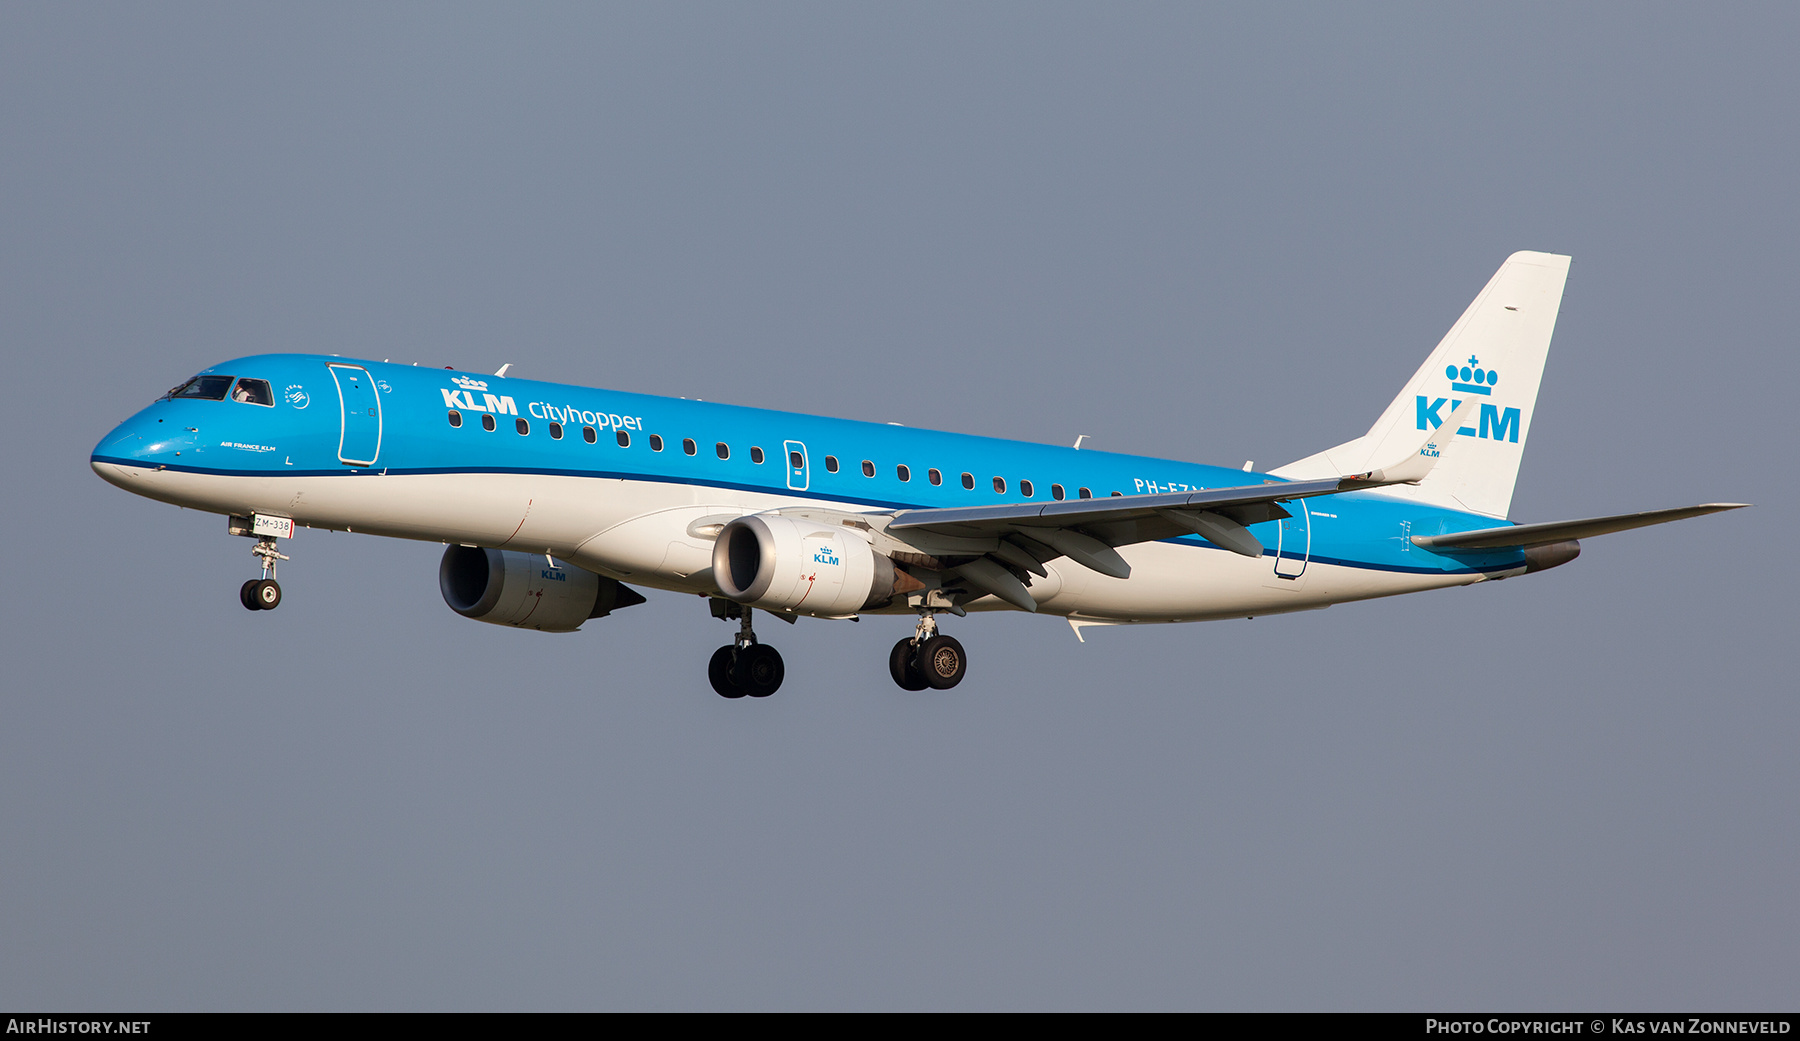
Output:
top-left (90, 409), bottom-right (195, 491)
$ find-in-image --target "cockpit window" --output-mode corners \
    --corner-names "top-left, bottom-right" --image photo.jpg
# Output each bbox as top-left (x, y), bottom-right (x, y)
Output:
top-left (231, 378), bottom-right (274, 406)
top-left (166, 375), bottom-right (234, 401)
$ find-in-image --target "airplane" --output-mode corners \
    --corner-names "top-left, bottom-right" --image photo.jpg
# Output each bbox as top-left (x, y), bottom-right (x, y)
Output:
top-left (90, 251), bottom-right (1745, 698)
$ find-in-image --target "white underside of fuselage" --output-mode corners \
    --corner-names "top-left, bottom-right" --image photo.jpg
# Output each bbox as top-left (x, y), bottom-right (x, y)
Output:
top-left (94, 462), bottom-right (1496, 622)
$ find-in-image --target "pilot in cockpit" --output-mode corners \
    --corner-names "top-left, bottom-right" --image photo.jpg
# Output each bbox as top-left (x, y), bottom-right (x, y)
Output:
top-left (231, 378), bottom-right (273, 406)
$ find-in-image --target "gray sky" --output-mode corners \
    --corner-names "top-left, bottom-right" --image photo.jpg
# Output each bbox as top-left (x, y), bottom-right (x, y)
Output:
top-left (2, 3), bottom-right (1794, 1011)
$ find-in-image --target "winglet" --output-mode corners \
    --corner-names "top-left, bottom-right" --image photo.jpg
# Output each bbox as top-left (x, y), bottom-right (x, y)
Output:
top-left (1346, 397), bottom-right (1479, 487)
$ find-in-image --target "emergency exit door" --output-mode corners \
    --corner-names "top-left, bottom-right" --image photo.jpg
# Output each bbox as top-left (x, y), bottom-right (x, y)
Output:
top-left (784, 440), bottom-right (809, 491)
top-left (1273, 504), bottom-right (1310, 579)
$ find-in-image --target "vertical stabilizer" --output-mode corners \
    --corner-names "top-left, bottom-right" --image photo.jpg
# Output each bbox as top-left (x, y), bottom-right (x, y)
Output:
top-left (1271, 251), bottom-right (1571, 518)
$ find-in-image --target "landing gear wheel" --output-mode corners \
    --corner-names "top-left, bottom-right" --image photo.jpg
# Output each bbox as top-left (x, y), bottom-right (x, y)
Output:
top-left (732, 643), bottom-right (784, 698)
top-left (240, 580), bottom-right (262, 611)
top-left (249, 579), bottom-right (281, 611)
top-left (918, 634), bottom-right (966, 690)
top-left (889, 638), bottom-right (929, 690)
top-left (708, 646), bottom-right (746, 698)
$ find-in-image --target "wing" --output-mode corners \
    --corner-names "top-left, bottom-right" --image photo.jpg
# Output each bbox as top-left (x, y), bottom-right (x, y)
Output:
top-left (866, 401), bottom-right (1482, 611)
top-left (1409, 503), bottom-right (1749, 551)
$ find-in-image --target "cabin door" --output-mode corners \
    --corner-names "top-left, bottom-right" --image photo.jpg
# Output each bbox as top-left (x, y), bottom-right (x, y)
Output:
top-left (329, 364), bottom-right (382, 466)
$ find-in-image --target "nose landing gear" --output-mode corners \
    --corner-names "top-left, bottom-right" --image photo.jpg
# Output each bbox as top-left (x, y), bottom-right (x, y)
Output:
top-left (707, 601), bottom-right (785, 698)
top-left (239, 535), bottom-right (288, 611)
top-left (889, 612), bottom-right (966, 690)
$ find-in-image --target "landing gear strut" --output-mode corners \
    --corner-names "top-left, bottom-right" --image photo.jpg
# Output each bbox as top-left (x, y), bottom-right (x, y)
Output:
top-left (889, 612), bottom-right (966, 690)
top-left (240, 536), bottom-right (287, 611)
top-left (708, 601), bottom-right (784, 699)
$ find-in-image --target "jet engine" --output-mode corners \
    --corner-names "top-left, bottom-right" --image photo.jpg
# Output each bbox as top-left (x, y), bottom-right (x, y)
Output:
top-left (713, 514), bottom-right (898, 616)
top-left (439, 546), bottom-right (645, 632)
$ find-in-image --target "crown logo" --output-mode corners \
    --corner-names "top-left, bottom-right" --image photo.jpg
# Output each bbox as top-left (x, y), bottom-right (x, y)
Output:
top-left (1445, 355), bottom-right (1498, 395)
top-left (451, 375), bottom-right (489, 392)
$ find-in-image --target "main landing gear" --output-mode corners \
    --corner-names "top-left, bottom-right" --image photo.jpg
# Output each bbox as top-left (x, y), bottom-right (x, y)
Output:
top-left (239, 535), bottom-right (287, 612)
top-left (889, 612), bottom-right (966, 691)
top-left (708, 602), bottom-right (785, 699)
top-left (702, 601), bottom-right (967, 698)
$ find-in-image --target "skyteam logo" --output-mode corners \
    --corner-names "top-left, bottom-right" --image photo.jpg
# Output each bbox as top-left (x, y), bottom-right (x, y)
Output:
top-left (1417, 355), bottom-right (1521, 443)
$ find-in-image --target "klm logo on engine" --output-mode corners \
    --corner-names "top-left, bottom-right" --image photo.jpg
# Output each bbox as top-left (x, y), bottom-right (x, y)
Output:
top-left (1415, 355), bottom-right (1520, 443)
top-left (810, 542), bottom-right (841, 567)
top-left (440, 375), bottom-right (518, 416)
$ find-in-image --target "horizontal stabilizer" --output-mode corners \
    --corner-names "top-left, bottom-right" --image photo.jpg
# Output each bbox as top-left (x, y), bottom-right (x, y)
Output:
top-left (1411, 503), bottom-right (1749, 551)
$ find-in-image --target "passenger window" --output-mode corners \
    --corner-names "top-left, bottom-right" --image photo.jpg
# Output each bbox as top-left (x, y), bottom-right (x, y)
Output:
top-left (169, 375), bottom-right (233, 400)
top-left (825, 456), bottom-right (840, 473)
top-left (482, 414), bottom-right (497, 432)
top-left (583, 426), bottom-right (597, 443)
top-left (515, 418), bottom-right (530, 435)
top-left (447, 410), bottom-right (462, 428)
top-left (961, 472), bottom-right (974, 490)
top-left (861, 460), bottom-right (875, 477)
top-left (993, 476), bottom-right (1006, 494)
top-left (789, 450), bottom-right (803, 469)
top-left (1021, 480), bottom-right (1035, 498)
top-left (650, 434), bottom-right (664, 452)
top-left (618, 430), bottom-right (632, 447)
top-left (549, 422), bottom-right (563, 440)
top-left (682, 438), bottom-right (696, 455)
top-left (716, 442), bottom-right (730, 460)
top-left (1051, 483), bottom-right (1064, 500)
top-left (231, 378), bottom-right (273, 406)
top-left (1078, 487), bottom-right (1092, 499)
top-left (1111, 491), bottom-right (1122, 497)
top-left (751, 446), bottom-right (765, 464)
top-left (928, 468), bottom-right (942, 486)
top-left (896, 464), bottom-right (910, 482)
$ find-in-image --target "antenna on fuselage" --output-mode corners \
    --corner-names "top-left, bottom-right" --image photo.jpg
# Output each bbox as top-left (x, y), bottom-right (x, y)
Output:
top-left (494, 363), bottom-right (512, 378)
top-left (1073, 435), bottom-right (1089, 450)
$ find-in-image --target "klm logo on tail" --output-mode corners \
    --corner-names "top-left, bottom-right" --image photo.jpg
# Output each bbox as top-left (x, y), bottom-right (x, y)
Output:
top-left (1447, 355), bottom-right (1500, 395)
top-left (1416, 355), bottom-right (1520, 442)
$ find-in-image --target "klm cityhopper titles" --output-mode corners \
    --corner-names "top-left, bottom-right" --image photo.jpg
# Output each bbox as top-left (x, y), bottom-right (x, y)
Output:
top-left (91, 252), bottom-right (1745, 698)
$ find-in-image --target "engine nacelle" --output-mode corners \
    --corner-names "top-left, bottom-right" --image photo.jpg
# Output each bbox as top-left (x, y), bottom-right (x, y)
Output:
top-left (439, 546), bottom-right (645, 632)
top-left (713, 514), bottom-right (897, 616)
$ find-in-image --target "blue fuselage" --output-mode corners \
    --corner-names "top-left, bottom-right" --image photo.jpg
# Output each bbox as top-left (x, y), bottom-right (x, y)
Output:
top-left (93, 354), bottom-right (1523, 596)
